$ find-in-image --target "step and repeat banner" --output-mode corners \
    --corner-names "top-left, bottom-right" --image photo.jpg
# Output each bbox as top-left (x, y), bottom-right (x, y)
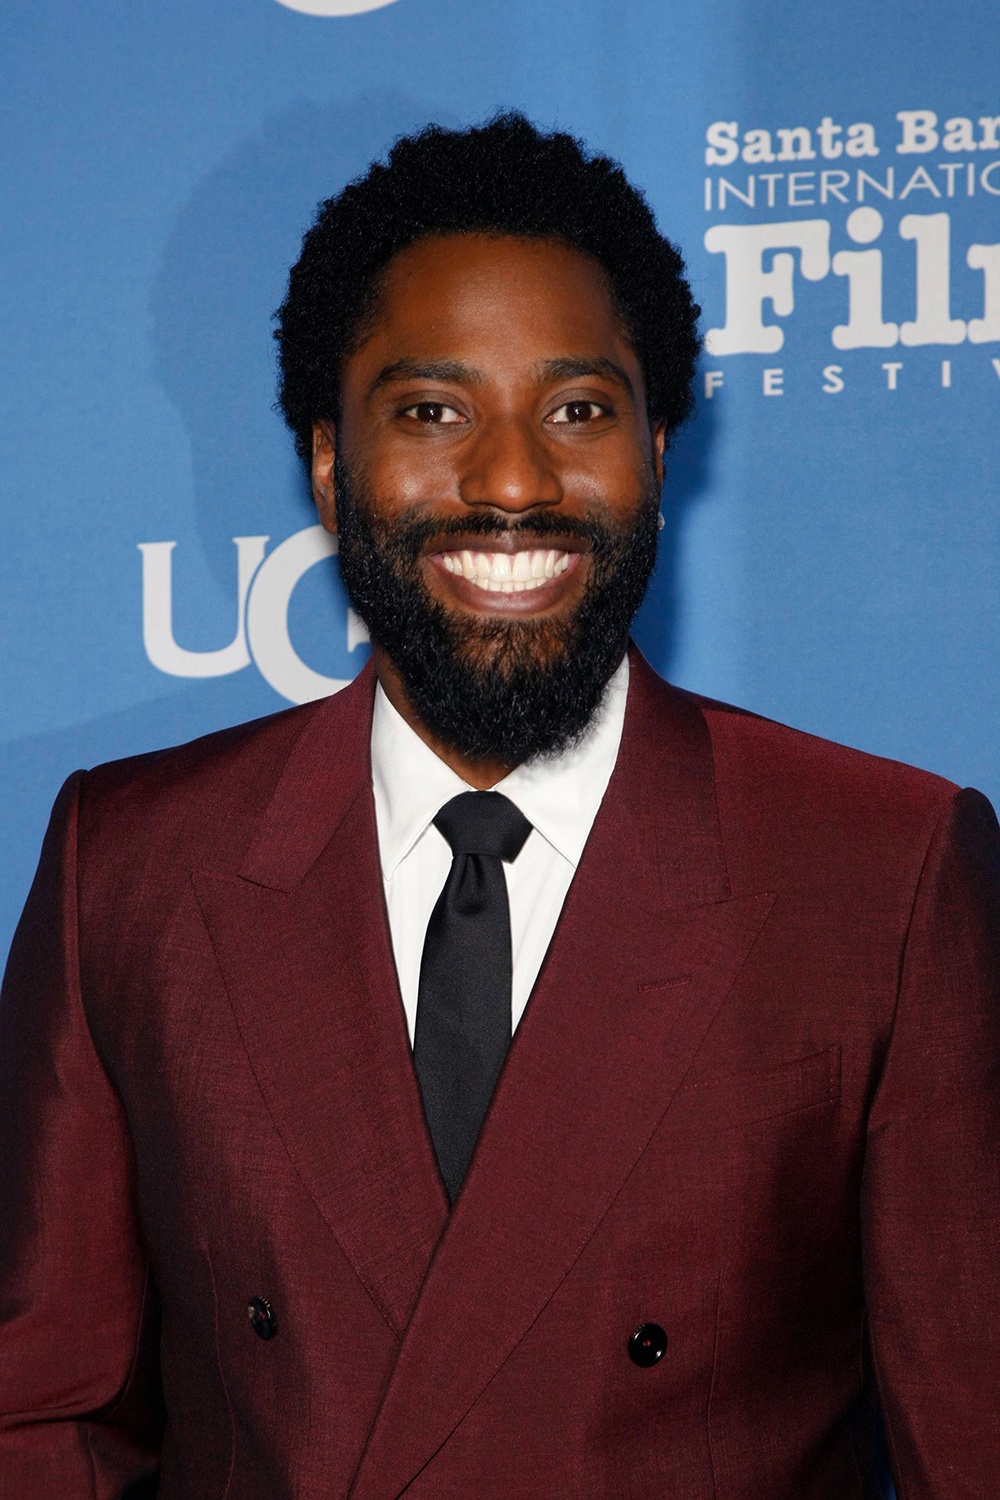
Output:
top-left (2, 0), bottom-right (998, 981)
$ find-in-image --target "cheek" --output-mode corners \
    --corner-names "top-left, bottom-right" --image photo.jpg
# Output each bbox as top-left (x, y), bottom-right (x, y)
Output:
top-left (563, 447), bottom-right (656, 516)
top-left (362, 440), bottom-right (462, 510)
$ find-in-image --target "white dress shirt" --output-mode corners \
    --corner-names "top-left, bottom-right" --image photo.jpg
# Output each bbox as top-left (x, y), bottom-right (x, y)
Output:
top-left (370, 655), bottom-right (630, 1045)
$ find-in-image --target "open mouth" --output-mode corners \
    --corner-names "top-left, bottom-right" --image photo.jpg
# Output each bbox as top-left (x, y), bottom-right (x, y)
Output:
top-left (434, 547), bottom-right (577, 594)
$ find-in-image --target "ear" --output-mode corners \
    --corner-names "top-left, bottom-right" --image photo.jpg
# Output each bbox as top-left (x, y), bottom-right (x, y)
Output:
top-left (651, 419), bottom-right (667, 488)
top-left (311, 420), bottom-right (337, 533)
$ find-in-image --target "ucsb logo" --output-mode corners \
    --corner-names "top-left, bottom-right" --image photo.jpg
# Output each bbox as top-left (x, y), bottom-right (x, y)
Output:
top-left (273, 0), bottom-right (399, 15)
top-left (138, 526), bottom-right (369, 705)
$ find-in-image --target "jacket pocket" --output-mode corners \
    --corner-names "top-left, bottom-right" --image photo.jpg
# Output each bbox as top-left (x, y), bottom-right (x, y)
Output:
top-left (676, 1045), bottom-right (841, 1131)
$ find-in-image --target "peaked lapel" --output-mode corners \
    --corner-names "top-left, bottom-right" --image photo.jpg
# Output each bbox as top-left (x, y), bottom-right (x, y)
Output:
top-left (347, 648), bottom-right (774, 1500)
top-left (192, 663), bottom-right (448, 1338)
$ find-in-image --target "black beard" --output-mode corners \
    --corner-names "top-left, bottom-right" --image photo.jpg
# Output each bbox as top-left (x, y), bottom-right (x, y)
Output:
top-left (333, 453), bottom-right (660, 765)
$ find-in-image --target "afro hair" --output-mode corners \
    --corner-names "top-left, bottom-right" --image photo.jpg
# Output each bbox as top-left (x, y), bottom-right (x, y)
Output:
top-left (275, 112), bottom-right (701, 465)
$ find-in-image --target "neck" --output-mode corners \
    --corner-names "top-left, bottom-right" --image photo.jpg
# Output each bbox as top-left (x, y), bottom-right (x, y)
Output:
top-left (372, 647), bottom-right (516, 790)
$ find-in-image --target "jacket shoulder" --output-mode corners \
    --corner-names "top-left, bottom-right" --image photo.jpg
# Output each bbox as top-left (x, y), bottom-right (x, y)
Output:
top-left (695, 689), bottom-right (956, 798)
top-left (685, 687), bottom-right (970, 868)
top-left (80, 698), bottom-right (323, 822)
top-left (74, 666), bottom-right (375, 876)
top-left (629, 648), bottom-right (962, 822)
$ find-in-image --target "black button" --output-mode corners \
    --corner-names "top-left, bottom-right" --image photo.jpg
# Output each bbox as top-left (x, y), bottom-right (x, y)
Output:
top-left (248, 1296), bottom-right (278, 1340)
top-left (628, 1322), bottom-right (667, 1367)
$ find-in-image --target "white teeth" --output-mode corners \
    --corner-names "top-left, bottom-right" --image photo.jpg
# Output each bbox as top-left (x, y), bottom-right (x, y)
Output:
top-left (438, 547), bottom-right (573, 591)
top-left (479, 574), bottom-right (545, 593)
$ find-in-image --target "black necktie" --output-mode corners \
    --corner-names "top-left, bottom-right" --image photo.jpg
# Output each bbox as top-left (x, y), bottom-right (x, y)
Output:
top-left (413, 791), bottom-right (533, 1205)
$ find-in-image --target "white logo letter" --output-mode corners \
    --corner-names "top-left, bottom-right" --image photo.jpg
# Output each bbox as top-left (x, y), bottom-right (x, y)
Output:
top-left (139, 536), bottom-right (267, 677)
top-left (899, 213), bottom-right (966, 345)
top-left (245, 525), bottom-right (355, 703)
top-left (967, 243), bottom-right (1000, 343)
top-left (896, 111), bottom-right (939, 154)
top-left (274, 0), bottom-right (399, 14)
top-left (704, 220), bottom-right (830, 354)
top-left (705, 121), bottom-right (739, 167)
top-left (832, 208), bottom-right (899, 349)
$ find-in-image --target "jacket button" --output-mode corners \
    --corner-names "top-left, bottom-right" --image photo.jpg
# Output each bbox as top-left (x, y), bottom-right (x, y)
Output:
top-left (248, 1296), bottom-right (278, 1340)
top-left (628, 1322), bottom-right (667, 1367)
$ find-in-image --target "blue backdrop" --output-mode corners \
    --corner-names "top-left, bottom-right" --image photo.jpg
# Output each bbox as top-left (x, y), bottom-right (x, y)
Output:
top-left (3, 0), bottom-right (998, 991)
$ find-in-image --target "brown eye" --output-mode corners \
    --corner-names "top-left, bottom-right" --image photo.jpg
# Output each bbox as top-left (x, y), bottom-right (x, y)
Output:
top-left (402, 402), bottom-right (464, 424)
top-left (547, 400), bottom-right (606, 424)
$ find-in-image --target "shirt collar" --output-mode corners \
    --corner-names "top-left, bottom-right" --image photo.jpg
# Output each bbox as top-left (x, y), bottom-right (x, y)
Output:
top-left (370, 655), bottom-right (629, 879)
top-left (493, 654), bottom-right (629, 865)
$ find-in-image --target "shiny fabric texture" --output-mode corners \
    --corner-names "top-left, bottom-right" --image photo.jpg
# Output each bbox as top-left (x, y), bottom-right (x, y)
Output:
top-left (0, 644), bottom-right (998, 1499)
top-left (414, 792), bottom-right (532, 1204)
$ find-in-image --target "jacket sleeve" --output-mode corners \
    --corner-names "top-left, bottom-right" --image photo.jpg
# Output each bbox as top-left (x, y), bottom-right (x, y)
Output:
top-left (0, 772), bottom-right (163, 1495)
top-left (861, 785), bottom-right (1000, 1498)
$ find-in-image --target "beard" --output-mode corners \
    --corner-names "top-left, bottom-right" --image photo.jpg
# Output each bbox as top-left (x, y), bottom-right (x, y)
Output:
top-left (333, 452), bottom-right (660, 765)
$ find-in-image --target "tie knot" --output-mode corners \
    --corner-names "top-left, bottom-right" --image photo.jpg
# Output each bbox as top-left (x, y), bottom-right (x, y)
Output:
top-left (433, 791), bottom-right (532, 863)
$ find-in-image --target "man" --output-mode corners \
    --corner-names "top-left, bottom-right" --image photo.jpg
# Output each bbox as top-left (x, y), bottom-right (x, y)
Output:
top-left (0, 113), bottom-right (997, 1499)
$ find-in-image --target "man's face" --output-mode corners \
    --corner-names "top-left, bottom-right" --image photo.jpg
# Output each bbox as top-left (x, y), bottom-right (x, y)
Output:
top-left (312, 232), bottom-right (666, 764)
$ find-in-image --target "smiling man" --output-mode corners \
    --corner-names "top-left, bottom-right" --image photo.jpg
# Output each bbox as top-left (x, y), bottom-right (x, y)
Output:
top-left (1, 115), bottom-right (999, 1499)
top-left (314, 232), bottom-right (663, 784)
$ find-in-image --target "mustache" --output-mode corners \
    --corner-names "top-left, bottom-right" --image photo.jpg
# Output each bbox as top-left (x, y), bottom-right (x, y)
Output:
top-left (368, 506), bottom-right (634, 561)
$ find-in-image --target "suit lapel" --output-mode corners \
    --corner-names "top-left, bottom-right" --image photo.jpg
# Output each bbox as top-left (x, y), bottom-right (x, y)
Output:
top-left (347, 648), bottom-right (774, 1500)
top-left (192, 664), bottom-right (448, 1339)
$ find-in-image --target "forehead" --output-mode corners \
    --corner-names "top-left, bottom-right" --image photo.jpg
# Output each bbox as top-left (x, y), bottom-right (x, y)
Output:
top-left (351, 232), bottom-right (632, 371)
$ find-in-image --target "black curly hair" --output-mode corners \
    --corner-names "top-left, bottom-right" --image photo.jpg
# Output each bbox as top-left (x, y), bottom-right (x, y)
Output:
top-left (274, 111), bottom-right (701, 467)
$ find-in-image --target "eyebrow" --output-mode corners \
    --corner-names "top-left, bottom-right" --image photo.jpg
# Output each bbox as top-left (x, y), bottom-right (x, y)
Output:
top-left (536, 357), bottom-right (635, 401)
top-left (368, 359), bottom-right (484, 398)
top-left (366, 354), bottom-right (636, 403)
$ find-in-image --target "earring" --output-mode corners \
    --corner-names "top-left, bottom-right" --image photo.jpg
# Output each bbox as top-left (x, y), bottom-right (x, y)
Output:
top-left (657, 512), bottom-right (665, 531)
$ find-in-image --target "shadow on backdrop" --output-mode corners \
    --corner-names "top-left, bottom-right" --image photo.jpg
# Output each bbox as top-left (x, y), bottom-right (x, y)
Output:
top-left (152, 89), bottom-right (452, 575)
top-left (633, 378), bottom-right (716, 678)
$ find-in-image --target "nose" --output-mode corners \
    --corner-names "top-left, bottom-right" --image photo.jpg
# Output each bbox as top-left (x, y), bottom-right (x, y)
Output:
top-left (458, 413), bottom-right (563, 514)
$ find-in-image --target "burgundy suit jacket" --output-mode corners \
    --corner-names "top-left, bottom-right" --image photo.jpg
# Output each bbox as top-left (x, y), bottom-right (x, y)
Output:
top-left (1, 646), bottom-right (998, 1499)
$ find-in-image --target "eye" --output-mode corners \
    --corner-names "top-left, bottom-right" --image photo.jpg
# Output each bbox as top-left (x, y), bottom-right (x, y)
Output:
top-left (546, 400), bottom-right (608, 425)
top-left (400, 401), bottom-right (465, 425)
